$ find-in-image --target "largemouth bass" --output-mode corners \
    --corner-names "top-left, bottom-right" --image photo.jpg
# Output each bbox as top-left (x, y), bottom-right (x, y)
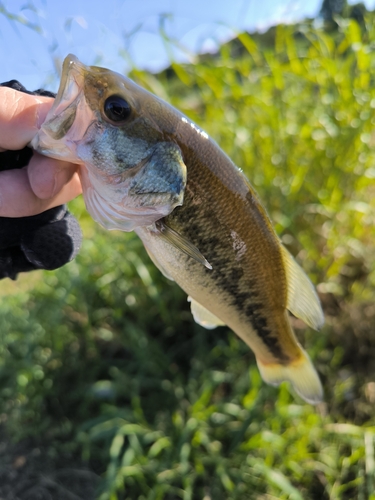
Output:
top-left (31, 54), bottom-right (324, 404)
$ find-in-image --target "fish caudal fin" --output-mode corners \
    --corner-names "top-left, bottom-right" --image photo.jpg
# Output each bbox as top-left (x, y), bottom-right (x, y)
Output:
top-left (188, 297), bottom-right (225, 329)
top-left (256, 346), bottom-right (323, 404)
top-left (280, 245), bottom-right (324, 330)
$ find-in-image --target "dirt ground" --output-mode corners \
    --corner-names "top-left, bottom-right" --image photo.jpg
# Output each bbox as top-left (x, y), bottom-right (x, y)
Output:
top-left (0, 427), bottom-right (99, 500)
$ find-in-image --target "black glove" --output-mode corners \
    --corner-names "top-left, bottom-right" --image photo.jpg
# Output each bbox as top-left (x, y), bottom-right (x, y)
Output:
top-left (0, 80), bottom-right (82, 280)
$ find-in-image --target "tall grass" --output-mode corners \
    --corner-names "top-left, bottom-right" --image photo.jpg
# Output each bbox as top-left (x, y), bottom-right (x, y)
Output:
top-left (1, 15), bottom-right (375, 500)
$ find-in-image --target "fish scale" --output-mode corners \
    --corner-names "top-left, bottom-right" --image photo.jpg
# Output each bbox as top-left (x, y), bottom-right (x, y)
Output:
top-left (158, 156), bottom-right (293, 364)
top-left (31, 54), bottom-right (325, 404)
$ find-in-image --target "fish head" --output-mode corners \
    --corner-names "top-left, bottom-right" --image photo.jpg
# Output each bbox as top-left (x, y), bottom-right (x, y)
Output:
top-left (31, 54), bottom-right (187, 231)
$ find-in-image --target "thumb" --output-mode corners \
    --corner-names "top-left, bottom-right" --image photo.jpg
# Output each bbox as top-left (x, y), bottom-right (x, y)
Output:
top-left (0, 87), bottom-right (53, 151)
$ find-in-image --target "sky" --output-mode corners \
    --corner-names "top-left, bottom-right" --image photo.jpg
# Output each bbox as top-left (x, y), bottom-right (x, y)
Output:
top-left (1, 0), bottom-right (375, 90)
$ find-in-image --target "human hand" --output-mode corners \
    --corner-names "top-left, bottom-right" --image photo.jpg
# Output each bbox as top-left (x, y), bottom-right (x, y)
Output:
top-left (0, 81), bottom-right (83, 280)
top-left (0, 85), bottom-right (82, 217)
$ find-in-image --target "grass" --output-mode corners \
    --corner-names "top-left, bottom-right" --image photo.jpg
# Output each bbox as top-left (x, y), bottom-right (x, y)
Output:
top-left (1, 14), bottom-right (375, 500)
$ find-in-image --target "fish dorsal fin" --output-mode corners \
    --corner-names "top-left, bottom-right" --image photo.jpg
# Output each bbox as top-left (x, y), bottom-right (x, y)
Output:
top-left (280, 245), bottom-right (324, 330)
top-left (188, 297), bottom-right (225, 330)
top-left (155, 221), bottom-right (212, 270)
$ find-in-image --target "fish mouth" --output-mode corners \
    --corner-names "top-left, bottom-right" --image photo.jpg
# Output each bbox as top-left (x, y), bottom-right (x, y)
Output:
top-left (42, 54), bottom-right (87, 140)
top-left (30, 54), bottom-right (95, 161)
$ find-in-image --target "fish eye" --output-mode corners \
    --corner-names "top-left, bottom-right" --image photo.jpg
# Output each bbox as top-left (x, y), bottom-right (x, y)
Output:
top-left (104, 95), bottom-right (131, 123)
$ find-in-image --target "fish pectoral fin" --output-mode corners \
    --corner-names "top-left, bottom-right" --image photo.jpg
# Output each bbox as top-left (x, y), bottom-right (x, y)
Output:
top-left (188, 297), bottom-right (225, 329)
top-left (280, 245), bottom-right (324, 330)
top-left (155, 221), bottom-right (212, 270)
top-left (256, 346), bottom-right (323, 404)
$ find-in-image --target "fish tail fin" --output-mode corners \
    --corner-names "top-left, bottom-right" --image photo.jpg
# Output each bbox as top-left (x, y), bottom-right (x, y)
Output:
top-left (256, 346), bottom-right (323, 404)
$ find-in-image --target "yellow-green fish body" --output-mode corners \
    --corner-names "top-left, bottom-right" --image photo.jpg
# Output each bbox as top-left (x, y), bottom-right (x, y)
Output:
top-left (31, 54), bottom-right (324, 403)
top-left (136, 126), bottom-right (323, 404)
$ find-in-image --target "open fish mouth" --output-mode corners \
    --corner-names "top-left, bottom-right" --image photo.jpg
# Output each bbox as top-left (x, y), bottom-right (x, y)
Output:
top-left (43, 55), bottom-right (86, 140)
top-left (30, 54), bottom-right (93, 161)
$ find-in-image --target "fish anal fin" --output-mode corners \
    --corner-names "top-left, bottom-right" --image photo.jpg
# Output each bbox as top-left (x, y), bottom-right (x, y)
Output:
top-left (256, 346), bottom-right (323, 404)
top-left (188, 297), bottom-right (225, 330)
top-left (280, 245), bottom-right (324, 330)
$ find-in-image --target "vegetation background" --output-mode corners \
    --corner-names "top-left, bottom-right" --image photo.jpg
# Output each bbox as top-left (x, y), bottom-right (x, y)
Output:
top-left (1, 0), bottom-right (375, 498)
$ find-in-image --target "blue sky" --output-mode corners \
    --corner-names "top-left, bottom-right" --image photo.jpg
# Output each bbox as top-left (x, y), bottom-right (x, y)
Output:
top-left (1, 0), bottom-right (374, 90)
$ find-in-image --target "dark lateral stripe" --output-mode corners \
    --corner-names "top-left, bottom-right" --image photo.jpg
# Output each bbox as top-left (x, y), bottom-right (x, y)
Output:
top-left (168, 199), bottom-right (289, 362)
top-left (206, 260), bottom-right (289, 362)
top-left (244, 301), bottom-right (288, 361)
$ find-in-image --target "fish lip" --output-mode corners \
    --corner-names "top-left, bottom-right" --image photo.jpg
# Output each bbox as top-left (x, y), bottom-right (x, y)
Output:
top-left (55, 54), bottom-right (83, 105)
top-left (42, 54), bottom-right (86, 139)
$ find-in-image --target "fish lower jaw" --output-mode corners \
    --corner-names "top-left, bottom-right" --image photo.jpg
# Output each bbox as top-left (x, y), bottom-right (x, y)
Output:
top-left (30, 131), bottom-right (80, 163)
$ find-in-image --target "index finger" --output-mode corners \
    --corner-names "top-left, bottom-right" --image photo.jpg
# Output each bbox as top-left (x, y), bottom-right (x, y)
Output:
top-left (0, 87), bottom-right (53, 151)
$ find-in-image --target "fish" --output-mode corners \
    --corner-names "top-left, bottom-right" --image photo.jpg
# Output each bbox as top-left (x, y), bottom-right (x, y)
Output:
top-left (30, 54), bottom-right (325, 404)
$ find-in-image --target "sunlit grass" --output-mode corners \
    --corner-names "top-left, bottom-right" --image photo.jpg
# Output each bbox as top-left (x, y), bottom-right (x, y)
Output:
top-left (2, 14), bottom-right (375, 500)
